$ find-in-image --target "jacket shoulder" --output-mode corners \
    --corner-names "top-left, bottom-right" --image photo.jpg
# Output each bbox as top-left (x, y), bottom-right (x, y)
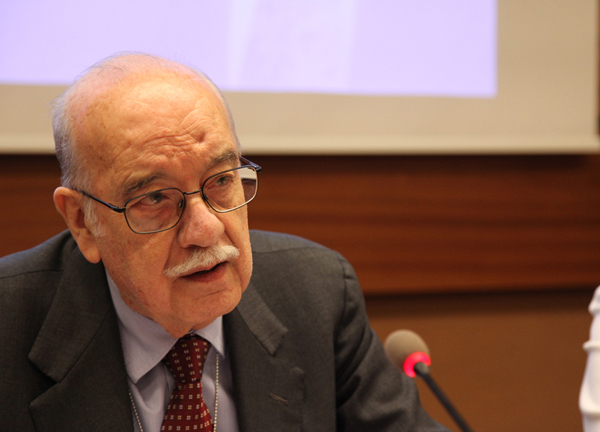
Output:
top-left (247, 230), bottom-right (357, 320)
top-left (0, 230), bottom-right (77, 280)
top-left (249, 229), bottom-right (333, 254)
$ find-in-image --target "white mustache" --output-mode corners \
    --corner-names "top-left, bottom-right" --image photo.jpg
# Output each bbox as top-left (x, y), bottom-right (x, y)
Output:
top-left (164, 244), bottom-right (240, 279)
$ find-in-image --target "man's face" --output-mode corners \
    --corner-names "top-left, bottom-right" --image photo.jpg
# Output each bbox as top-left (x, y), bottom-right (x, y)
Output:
top-left (74, 73), bottom-right (252, 337)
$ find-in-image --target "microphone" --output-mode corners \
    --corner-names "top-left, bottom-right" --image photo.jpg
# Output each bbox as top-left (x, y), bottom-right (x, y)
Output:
top-left (384, 330), bottom-right (474, 432)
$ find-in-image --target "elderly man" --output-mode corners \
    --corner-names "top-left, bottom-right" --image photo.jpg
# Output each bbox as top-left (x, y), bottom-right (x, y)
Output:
top-left (0, 53), bottom-right (447, 432)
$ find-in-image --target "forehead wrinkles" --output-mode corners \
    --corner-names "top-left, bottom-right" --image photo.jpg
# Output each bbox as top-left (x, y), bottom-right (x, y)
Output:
top-left (76, 74), bottom-right (237, 197)
top-left (113, 92), bottom-right (230, 165)
top-left (81, 75), bottom-right (230, 168)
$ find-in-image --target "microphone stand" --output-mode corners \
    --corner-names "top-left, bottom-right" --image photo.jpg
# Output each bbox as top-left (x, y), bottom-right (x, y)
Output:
top-left (414, 362), bottom-right (474, 432)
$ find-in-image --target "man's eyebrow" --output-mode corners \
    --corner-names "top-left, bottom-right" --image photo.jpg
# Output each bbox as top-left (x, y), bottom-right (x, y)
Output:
top-left (121, 173), bottom-right (165, 199)
top-left (119, 151), bottom-right (240, 199)
top-left (210, 151), bottom-right (240, 168)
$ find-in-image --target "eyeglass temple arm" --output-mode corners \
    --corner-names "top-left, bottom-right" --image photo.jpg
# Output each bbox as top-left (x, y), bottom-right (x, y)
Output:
top-left (75, 189), bottom-right (126, 214)
top-left (240, 157), bottom-right (262, 173)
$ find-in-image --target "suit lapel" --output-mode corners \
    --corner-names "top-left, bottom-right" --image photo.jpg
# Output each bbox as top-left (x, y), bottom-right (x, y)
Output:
top-left (27, 245), bottom-right (132, 431)
top-left (225, 283), bottom-right (305, 432)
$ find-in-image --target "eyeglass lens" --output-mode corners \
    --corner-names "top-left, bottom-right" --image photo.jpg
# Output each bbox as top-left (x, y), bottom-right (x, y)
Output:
top-left (124, 166), bottom-right (258, 234)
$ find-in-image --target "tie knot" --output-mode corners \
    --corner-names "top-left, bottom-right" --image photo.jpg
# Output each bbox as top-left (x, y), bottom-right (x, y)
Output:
top-left (163, 333), bottom-right (211, 384)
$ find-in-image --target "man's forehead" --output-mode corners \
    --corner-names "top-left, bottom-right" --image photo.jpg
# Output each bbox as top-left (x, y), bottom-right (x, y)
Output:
top-left (73, 69), bottom-right (221, 131)
top-left (90, 74), bottom-right (216, 116)
top-left (74, 70), bottom-right (233, 175)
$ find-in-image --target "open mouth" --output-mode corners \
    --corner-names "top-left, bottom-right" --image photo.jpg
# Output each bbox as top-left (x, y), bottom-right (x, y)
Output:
top-left (183, 262), bottom-right (224, 278)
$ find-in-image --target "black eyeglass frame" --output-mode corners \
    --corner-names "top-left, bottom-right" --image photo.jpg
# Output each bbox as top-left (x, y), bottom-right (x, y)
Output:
top-left (75, 157), bottom-right (262, 234)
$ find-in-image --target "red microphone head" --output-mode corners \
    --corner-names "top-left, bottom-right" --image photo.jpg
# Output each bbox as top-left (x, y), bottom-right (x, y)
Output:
top-left (384, 330), bottom-right (431, 377)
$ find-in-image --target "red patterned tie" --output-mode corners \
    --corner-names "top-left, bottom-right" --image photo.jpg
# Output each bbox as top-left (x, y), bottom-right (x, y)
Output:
top-left (161, 333), bottom-right (213, 431)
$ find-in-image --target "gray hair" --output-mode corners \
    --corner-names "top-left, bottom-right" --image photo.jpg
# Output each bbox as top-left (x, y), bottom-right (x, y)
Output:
top-left (52, 52), bottom-right (240, 190)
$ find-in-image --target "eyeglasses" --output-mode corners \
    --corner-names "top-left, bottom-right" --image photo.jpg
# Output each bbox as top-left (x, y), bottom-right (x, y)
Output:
top-left (76, 157), bottom-right (261, 234)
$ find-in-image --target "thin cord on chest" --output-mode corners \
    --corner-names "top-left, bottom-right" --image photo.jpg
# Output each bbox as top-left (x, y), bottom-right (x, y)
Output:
top-left (129, 353), bottom-right (219, 432)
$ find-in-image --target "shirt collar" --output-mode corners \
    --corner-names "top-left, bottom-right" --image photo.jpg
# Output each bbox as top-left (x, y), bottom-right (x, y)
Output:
top-left (106, 271), bottom-right (226, 384)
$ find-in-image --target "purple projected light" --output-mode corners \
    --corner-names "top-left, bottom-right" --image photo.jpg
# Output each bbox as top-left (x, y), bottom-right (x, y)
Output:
top-left (0, 0), bottom-right (496, 97)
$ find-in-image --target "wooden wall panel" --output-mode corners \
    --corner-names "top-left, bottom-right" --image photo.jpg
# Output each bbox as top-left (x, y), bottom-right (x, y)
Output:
top-left (0, 155), bottom-right (65, 255)
top-left (246, 154), bottom-right (600, 294)
top-left (366, 288), bottom-right (592, 432)
top-left (1, 154), bottom-right (600, 295)
top-left (0, 153), bottom-right (597, 432)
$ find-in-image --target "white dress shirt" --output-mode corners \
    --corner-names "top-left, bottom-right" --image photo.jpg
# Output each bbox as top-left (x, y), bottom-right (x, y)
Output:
top-left (107, 273), bottom-right (239, 432)
top-left (581, 286), bottom-right (600, 432)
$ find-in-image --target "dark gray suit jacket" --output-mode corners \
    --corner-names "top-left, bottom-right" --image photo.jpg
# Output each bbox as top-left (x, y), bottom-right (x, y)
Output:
top-left (0, 230), bottom-right (447, 431)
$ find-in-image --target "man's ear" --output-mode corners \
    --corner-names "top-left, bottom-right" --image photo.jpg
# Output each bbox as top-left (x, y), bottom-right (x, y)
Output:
top-left (53, 186), bottom-right (101, 263)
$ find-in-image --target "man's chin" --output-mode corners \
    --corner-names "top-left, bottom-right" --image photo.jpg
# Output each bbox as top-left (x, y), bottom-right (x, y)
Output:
top-left (162, 302), bottom-right (237, 337)
top-left (172, 283), bottom-right (242, 324)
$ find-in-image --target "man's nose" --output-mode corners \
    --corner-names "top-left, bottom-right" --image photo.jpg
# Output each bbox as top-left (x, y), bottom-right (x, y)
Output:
top-left (176, 193), bottom-right (225, 248)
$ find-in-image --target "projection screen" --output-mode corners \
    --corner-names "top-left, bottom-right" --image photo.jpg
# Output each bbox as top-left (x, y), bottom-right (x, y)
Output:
top-left (0, 0), bottom-right (597, 154)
